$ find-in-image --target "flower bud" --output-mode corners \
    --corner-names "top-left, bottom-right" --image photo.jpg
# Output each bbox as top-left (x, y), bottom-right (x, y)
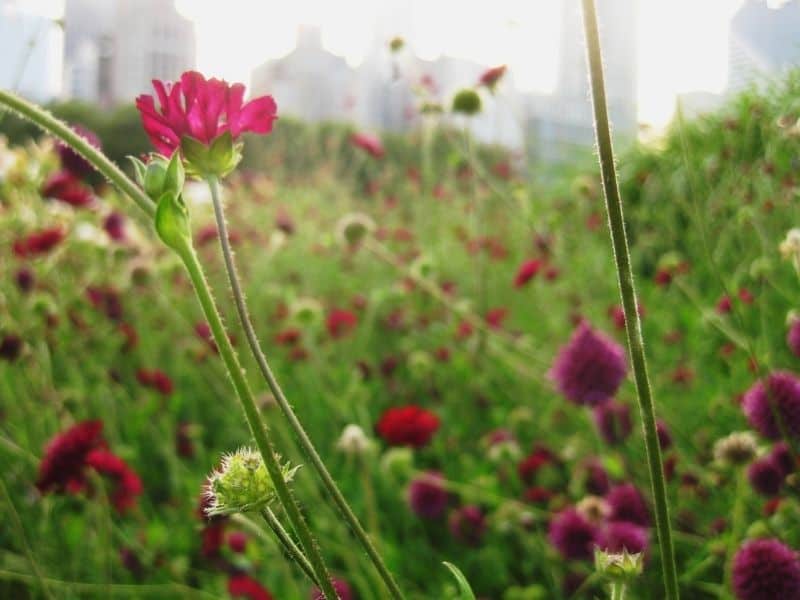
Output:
top-left (336, 213), bottom-right (375, 247)
top-left (336, 424), bottom-right (373, 456)
top-left (389, 36), bottom-right (405, 53)
top-left (713, 431), bottom-right (758, 466)
top-left (131, 153), bottom-right (185, 202)
top-left (155, 192), bottom-right (191, 257)
top-left (451, 89), bottom-right (482, 116)
top-left (204, 448), bottom-right (298, 516)
top-left (594, 548), bottom-right (644, 583)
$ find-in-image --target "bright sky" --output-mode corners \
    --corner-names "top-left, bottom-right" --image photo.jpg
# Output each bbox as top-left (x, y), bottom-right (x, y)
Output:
top-left (13, 0), bottom-right (793, 126)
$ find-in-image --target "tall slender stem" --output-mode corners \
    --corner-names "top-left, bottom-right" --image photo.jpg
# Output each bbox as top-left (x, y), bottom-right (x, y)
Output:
top-left (260, 509), bottom-right (320, 586)
top-left (580, 2), bottom-right (679, 599)
top-left (0, 89), bottom-right (154, 219)
top-left (179, 246), bottom-right (338, 600)
top-left (206, 176), bottom-right (406, 600)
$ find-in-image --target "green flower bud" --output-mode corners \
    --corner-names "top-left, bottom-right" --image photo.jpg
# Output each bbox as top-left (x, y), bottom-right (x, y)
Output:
top-left (181, 132), bottom-right (242, 179)
top-left (336, 212), bottom-right (376, 247)
top-left (380, 447), bottom-right (414, 479)
top-left (451, 89), bottom-right (482, 116)
top-left (205, 447), bottom-right (299, 516)
top-left (389, 36), bottom-right (405, 53)
top-left (155, 192), bottom-right (192, 257)
top-left (131, 152), bottom-right (185, 202)
top-left (594, 548), bottom-right (644, 583)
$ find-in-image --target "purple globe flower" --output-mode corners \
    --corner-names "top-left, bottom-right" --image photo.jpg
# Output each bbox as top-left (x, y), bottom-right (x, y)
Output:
top-left (788, 319), bottom-right (800, 358)
top-left (449, 505), bottom-right (486, 546)
top-left (593, 400), bottom-right (632, 445)
top-left (600, 521), bottom-right (649, 555)
top-left (583, 458), bottom-right (611, 496)
top-left (606, 484), bottom-right (649, 527)
top-left (748, 456), bottom-right (785, 497)
top-left (742, 372), bottom-right (800, 440)
top-left (770, 442), bottom-right (795, 477)
top-left (548, 508), bottom-right (599, 561)
top-left (407, 471), bottom-right (448, 519)
top-left (657, 420), bottom-right (673, 450)
top-left (549, 321), bottom-right (628, 406)
top-left (732, 539), bottom-right (800, 600)
top-left (57, 125), bottom-right (102, 178)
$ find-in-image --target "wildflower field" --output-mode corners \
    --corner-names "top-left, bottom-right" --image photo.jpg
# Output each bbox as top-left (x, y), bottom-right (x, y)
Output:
top-left (5, 9), bottom-right (800, 600)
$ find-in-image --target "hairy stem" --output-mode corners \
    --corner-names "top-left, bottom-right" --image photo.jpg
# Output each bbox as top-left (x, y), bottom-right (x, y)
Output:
top-left (179, 246), bottom-right (337, 599)
top-left (261, 509), bottom-right (320, 586)
top-left (206, 176), bottom-right (405, 600)
top-left (581, 1), bottom-right (679, 598)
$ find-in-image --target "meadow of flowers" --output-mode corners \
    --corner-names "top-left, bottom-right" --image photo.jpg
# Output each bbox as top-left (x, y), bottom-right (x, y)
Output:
top-left (4, 6), bottom-right (800, 600)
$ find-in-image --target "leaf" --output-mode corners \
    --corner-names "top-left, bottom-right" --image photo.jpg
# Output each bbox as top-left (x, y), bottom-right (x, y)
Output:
top-left (442, 562), bottom-right (476, 600)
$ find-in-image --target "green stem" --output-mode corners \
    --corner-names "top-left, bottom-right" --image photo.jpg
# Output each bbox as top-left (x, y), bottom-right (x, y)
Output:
top-left (260, 509), bottom-right (320, 586)
top-left (581, 2), bottom-right (679, 599)
top-left (0, 89), bottom-right (154, 219)
top-left (179, 246), bottom-right (338, 600)
top-left (610, 581), bottom-right (627, 600)
top-left (206, 177), bottom-right (405, 600)
top-left (724, 471), bottom-right (747, 592)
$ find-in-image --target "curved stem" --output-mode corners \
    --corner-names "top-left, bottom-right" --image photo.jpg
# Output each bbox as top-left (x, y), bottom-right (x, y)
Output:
top-left (206, 176), bottom-right (406, 600)
top-left (179, 246), bottom-right (338, 600)
top-left (0, 89), bottom-right (154, 219)
top-left (581, 2), bottom-right (679, 599)
top-left (261, 509), bottom-right (320, 586)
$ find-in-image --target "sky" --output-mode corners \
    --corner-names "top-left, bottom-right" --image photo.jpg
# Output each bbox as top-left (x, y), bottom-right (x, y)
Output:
top-left (6, 0), bottom-right (792, 126)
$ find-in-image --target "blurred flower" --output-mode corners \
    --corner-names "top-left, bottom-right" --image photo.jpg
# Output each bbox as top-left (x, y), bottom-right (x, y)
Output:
top-left (599, 521), bottom-right (649, 555)
top-left (714, 432), bottom-right (758, 466)
top-left (103, 212), bottom-right (126, 242)
top-left (478, 64), bottom-right (507, 91)
top-left (136, 71), bottom-right (277, 157)
top-left (742, 371), bottom-right (800, 439)
top-left (375, 405), bottom-right (439, 448)
top-left (788, 316), bottom-right (800, 357)
top-left (449, 505), bottom-right (486, 545)
top-left (227, 531), bottom-right (248, 553)
top-left (13, 227), bottom-right (66, 258)
top-left (336, 212), bottom-right (376, 247)
top-left (517, 446), bottom-right (556, 484)
top-left (748, 456), bottom-right (785, 497)
top-left (548, 507), bottom-right (599, 560)
top-left (576, 496), bottom-right (611, 524)
top-left (593, 401), bottom-right (632, 445)
top-left (606, 484), bottom-right (649, 527)
top-left (657, 420), bottom-right (673, 450)
top-left (15, 268), bottom-right (34, 293)
top-left (228, 573), bottom-right (274, 600)
top-left (732, 538), bottom-right (800, 600)
top-left (389, 36), bottom-right (405, 52)
top-left (85, 449), bottom-right (143, 512)
top-left (408, 471), bottom-right (448, 519)
top-left (86, 285), bottom-right (124, 322)
top-left (717, 295), bottom-right (733, 314)
top-left (41, 170), bottom-right (93, 207)
top-left (311, 577), bottom-right (352, 600)
top-left (0, 334), bottom-right (23, 362)
top-left (56, 124), bottom-right (101, 177)
top-left (779, 228), bottom-right (800, 269)
top-left (514, 259), bottom-right (542, 288)
top-left (336, 424), bottom-right (372, 456)
top-left (452, 89), bottom-right (482, 115)
top-left (36, 420), bottom-right (105, 495)
top-left (136, 368), bottom-right (174, 396)
top-left (549, 321), bottom-right (628, 406)
top-left (351, 132), bottom-right (384, 158)
top-left (326, 308), bottom-right (358, 338)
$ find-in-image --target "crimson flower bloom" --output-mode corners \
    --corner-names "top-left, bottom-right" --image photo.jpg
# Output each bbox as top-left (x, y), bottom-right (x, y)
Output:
top-left (376, 405), bottom-right (440, 448)
top-left (85, 449), bottom-right (143, 512)
top-left (136, 71), bottom-right (277, 156)
top-left (228, 574), bottom-right (274, 600)
top-left (479, 65), bottom-right (507, 90)
top-left (514, 259), bottom-right (542, 288)
top-left (41, 170), bottom-right (94, 207)
top-left (548, 507), bottom-right (599, 560)
top-left (326, 308), bottom-right (358, 338)
top-left (13, 227), bottom-right (66, 258)
top-left (57, 125), bottom-right (101, 177)
top-left (136, 368), bottom-right (174, 396)
top-left (37, 420), bottom-right (106, 494)
top-left (103, 212), bottom-right (126, 242)
top-left (351, 132), bottom-right (385, 159)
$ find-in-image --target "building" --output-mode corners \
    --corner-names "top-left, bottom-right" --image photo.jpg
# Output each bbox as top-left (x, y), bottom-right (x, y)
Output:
top-left (728, 0), bottom-right (800, 92)
top-left (0, 0), bottom-right (63, 102)
top-left (63, 0), bottom-right (195, 106)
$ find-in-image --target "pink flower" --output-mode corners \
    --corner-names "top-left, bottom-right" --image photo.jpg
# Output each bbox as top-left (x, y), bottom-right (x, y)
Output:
top-left (136, 71), bottom-right (277, 156)
top-left (351, 132), bottom-right (385, 159)
top-left (478, 64), bottom-right (507, 90)
top-left (514, 259), bottom-right (542, 288)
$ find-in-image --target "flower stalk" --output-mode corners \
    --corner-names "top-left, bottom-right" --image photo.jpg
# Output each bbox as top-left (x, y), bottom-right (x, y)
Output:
top-left (580, 1), bottom-right (679, 598)
top-left (206, 176), bottom-right (406, 600)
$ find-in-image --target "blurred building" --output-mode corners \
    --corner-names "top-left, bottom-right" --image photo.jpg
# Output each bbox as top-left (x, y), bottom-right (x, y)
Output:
top-left (63, 0), bottom-right (195, 106)
top-left (728, 0), bottom-right (800, 92)
top-left (0, 0), bottom-right (63, 102)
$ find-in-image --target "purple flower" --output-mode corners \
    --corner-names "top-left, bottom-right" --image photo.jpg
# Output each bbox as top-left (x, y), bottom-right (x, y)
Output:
top-left (311, 577), bottom-right (352, 600)
top-left (657, 420), bottom-right (673, 450)
top-left (770, 442), bottom-right (795, 477)
top-left (748, 456), bottom-right (785, 497)
top-left (407, 471), bottom-right (448, 519)
top-left (606, 484), bottom-right (649, 527)
top-left (742, 372), bottom-right (800, 440)
top-left (599, 521), bottom-right (649, 554)
top-left (449, 505), bottom-right (486, 546)
top-left (593, 400), bottom-right (632, 445)
top-left (732, 538), bottom-right (800, 600)
top-left (549, 321), bottom-right (628, 406)
top-left (548, 508), bottom-right (599, 561)
top-left (789, 319), bottom-right (800, 357)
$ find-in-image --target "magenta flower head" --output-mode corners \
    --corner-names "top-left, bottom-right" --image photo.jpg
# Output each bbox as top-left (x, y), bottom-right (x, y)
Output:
top-left (408, 471), bottom-right (448, 519)
top-left (599, 521), bottom-right (649, 555)
top-left (606, 484), bottom-right (649, 527)
top-left (36, 420), bottom-right (105, 495)
top-left (549, 321), bottom-right (628, 406)
top-left (136, 71), bottom-right (277, 177)
top-left (742, 371), bottom-right (800, 440)
top-left (747, 456), bottom-right (785, 497)
top-left (351, 132), bottom-right (385, 159)
top-left (548, 507), bottom-right (599, 560)
top-left (732, 538), bottom-right (800, 600)
top-left (593, 400), bottom-right (632, 445)
top-left (311, 577), bottom-right (352, 600)
top-left (449, 505), bottom-right (487, 546)
top-left (57, 125), bottom-right (101, 178)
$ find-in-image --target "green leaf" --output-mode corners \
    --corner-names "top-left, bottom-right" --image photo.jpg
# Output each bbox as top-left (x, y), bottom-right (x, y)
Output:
top-left (128, 155), bottom-right (148, 188)
top-left (443, 562), bottom-right (476, 600)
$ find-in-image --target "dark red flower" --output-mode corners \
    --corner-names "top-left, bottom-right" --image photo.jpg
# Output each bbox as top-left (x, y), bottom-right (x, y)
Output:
top-left (86, 286), bottom-right (124, 321)
top-left (514, 259), bottom-right (542, 288)
top-left (85, 449), bottom-right (143, 512)
top-left (351, 132), bottom-right (385, 158)
top-left (13, 227), bottom-right (65, 258)
top-left (311, 578), bottom-right (352, 600)
top-left (732, 538), bottom-right (800, 600)
top-left (56, 125), bottom-right (101, 177)
top-left (36, 420), bottom-right (105, 495)
top-left (15, 268), bottom-right (35, 293)
top-left (478, 65), bottom-right (507, 90)
top-left (0, 334), bottom-right (23, 362)
top-left (717, 295), bottom-right (733, 314)
top-left (593, 400), bottom-right (632, 445)
top-left (327, 308), bottom-right (358, 338)
top-left (548, 507), bottom-right (599, 560)
top-left (449, 505), bottom-right (486, 545)
top-left (228, 531), bottom-right (248, 553)
top-left (788, 319), bottom-right (800, 357)
top-left (228, 574), bottom-right (274, 600)
top-left (376, 405), bottom-right (440, 448)
top-left (518, 447), bottom-right (556, 484)
top-left (103, 212), bottom-right (126, 242)
top-left (41, 170), bottom-right (93, 207)
top-left (485, 307), bottom-right (508, 329)
top-left (408, 471), bottom-right (448, 519)
top-left (136, 71), bottom-right (277, 156)
top-left (275, 328), bottom-right (302, 346)
top-left (136, 368), bottom-right (174, 396)
top-left (748, 456), bottom-right (785, 497)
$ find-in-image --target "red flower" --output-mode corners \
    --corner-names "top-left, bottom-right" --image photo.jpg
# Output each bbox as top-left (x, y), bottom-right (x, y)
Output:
top-left (327, 308), bottom-right (358, 338)
top-left (13, 227), bottom-right (65, 258)
top-left (37, 420), bottom-right (106, 495)
top-left (716, 295), bottom-right (733, 314)
top-left (228, 574), bottom-right (273, 600)
top-left (103, 212), bottom-right (126, 242)
top-left (136, 71), bottom-right (277, 156)
top-left (56, 124), bottom-right (101, 177)
top-left (41, 170), bottom-right (94, 207)
top-left (478, 64), bottom-right (507, 90)
top-left (275, 328), bottom-right (302, 346)
top-left (376, 405), bottom-right (440, 448)
top-left (514, 259), bottom-right (542, 288)
top-left (351, 132), bottom-right (385, 159)
top-left (136, 368), bottom-right (174, 395)
top-left (85, 449), bottom-right (143, 512)
top-left (486, 307), bottom-right (508, 329)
